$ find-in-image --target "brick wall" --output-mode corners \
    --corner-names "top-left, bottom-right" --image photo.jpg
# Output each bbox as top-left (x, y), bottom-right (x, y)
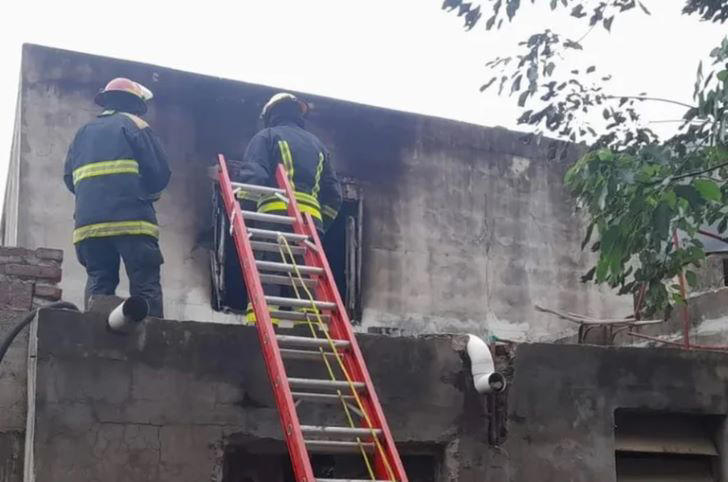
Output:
top-left (0, 247), bottom-right (63, 482)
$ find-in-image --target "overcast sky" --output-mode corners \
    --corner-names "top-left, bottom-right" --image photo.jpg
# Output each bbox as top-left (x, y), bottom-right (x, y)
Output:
top-left (1, 1), bottom-right (726, 194)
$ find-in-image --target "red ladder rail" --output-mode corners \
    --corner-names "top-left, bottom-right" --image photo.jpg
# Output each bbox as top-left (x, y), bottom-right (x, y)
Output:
top-left (217, 154), bottom-right (315, 480)
top-left (217, 153), bottom-right (408, 481)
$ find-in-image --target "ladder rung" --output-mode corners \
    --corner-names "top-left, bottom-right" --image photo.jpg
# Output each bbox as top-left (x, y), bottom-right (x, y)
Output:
top-left (288, 378), bottom-right (365, 392)
top-left (242, 210), bottom-right (294, 224)
top-left (266, 296), bottom-right (336, 310)
top-left (269, 310), bottom-right (331, 323)
top-left (256, 260), bottom-right (323, 275)
top-left (280, 348), bottom-right (338, 361)
top-left (301, 425), bottom-right (382, 437)
top-left (247, 228), bottom-right (309, 242)
top-left (305, 440), bottom-right (374, 454)
top-left (292, 392), bottom-right (355, 402)
top-left (251, 241), bottom-right (305, 255)
top-left (259, 274), bottom-right (317, 288)
top-left (230, 182), bottom-right (284, 196)
top-left (276, 335), bottom-right (349, 349)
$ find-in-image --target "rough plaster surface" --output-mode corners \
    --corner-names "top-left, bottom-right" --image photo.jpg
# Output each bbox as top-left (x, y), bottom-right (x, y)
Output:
top-left (23, 309), bottom-right (728, 481)
top-left (5, 44), bottom-right (631, 341)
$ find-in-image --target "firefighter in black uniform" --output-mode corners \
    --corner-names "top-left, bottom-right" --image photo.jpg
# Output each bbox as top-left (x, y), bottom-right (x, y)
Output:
top-left (64, 78), bottom-right (171, 317)
top-left (234, 92), bottom-right (342, 323)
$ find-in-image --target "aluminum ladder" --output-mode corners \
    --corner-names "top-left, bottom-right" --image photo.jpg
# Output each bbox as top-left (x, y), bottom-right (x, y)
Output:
top-left (215, 153), bottom-right (408, 482)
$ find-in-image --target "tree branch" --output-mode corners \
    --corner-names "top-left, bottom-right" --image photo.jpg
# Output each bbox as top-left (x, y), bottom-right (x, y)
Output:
top-left (672, 159), bottom-right (728, 181)
top-left (606, 95), bottom-right (696, 109)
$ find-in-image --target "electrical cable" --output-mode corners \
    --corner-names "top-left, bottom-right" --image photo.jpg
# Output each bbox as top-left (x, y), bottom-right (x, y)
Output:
top-left (0, 301), bottom-right (79, 365)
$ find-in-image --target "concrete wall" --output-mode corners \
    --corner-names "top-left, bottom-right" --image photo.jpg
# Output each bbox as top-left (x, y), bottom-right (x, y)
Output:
top-left (0, 247), bottom-right (63, 482)
top-left (4, 44), bottom-right (630, 341)
top-left (21, 309), bottom-right (728, 481)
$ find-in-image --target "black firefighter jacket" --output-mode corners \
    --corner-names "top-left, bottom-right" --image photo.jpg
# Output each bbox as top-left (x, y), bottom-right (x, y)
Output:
top-left (235, 119), bottom-right (342, 231)
top-left (64, 111), bottom-right (171, 244)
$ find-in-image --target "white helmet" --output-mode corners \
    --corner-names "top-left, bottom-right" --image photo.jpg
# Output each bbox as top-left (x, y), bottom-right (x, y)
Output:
top-left (260, 92), bottom-right (309, 123)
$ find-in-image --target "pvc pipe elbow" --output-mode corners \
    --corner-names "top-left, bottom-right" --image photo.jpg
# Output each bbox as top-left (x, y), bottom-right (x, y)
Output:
top-left (467, 334), bottom-right (507, 394)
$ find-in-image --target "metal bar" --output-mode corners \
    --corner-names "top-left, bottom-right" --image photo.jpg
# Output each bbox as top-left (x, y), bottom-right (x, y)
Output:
top-left (628, 332), bottom-right (728, 351)
top-left (292, 392), bottom-right (355, 402)
top-left (216, 155), bottom-right (315, 480)
top-left (269, 310), bottom-right (331, 323)
top-left (242, 210), bottom-right (294, 224)
top-left (301, 425), bottom-right (383, 437)
top-left (266, 296), bottom-right (336, 310)
top-left (247, 227), bottom-right (309, 242)
top-left (259, 274), bottom-right (317, 288)
top-left (256, 260), bottom-right (323, 275)
top-left (288, 378), bottom-right (365, 391)
top-left (251, 241), bottom-right (305, 255)
top-left (276, 335), bottom-right (350, 349)
top-left (230, 181), bottom-right (284, 196)
top-left (280, 348), bottom-right (337, 361)
top-left (305, 440), bottom-right (375, 454)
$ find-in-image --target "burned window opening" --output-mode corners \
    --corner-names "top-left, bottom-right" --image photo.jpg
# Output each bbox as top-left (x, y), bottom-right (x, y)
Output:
top-left (614, 409), bottom-right (723, 482)
top-left (210, 179), bottom-right (363, 322)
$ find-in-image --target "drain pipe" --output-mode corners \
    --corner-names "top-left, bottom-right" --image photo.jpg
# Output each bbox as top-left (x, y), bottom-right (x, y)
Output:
top-left (466, 334), bottom-right (506, 394)
top-left (107, 296), bottom-right (149, 333)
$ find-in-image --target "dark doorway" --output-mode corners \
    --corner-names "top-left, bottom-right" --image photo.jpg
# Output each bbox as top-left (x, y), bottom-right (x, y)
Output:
top-left (222, 447), bottom-right (437, 482)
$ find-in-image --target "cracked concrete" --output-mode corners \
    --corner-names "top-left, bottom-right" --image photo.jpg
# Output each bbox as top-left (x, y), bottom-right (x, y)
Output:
top-left (17, 308), bottom-right (728, 481)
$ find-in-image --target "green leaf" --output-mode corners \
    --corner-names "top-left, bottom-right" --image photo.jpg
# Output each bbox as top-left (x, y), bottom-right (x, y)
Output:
top-left (717, 70), bottom-right (728, 82)
top-left (674, 185), bottom-right (705, 209)
top-left (652, 202), bottom-right (672, 241)
top-left (693, 179), bottom-right (722, 202)
top-left (480, 77), bottom-right (497, 92)
top-left (662, 190), bottom-right (677, 209)
top-left (685, 270), bottom-right (697, 287)
top-left (597, 149), bottom-right (613, 161)
top-left (518, 90), bottom-right (530, 107)
top-left (603, 16), bottom-right (614, 32)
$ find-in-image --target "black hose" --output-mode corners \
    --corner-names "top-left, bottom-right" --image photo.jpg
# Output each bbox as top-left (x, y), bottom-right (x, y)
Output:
top-left (0, 301), bottom-right (79, 365)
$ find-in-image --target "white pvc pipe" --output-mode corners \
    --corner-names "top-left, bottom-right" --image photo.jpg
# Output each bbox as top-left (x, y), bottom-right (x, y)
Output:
top-left (467, 334), bottom-right (507, 394)
top-left (107, 297), bottom-right (149, 333)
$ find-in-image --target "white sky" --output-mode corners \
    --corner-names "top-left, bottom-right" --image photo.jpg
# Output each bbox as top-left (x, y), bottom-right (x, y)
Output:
top-left (1, 0), bottom-right (726, 194)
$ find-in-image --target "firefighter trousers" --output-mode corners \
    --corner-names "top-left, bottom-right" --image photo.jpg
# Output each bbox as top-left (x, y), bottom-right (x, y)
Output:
top-left (75, 235), bottom-right (164, 318)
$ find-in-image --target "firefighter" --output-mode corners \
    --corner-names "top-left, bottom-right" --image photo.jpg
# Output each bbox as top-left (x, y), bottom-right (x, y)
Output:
top-left (64, 77), bottom-right (171, 317)
top-left (234, 92), bottom-right (342, 323)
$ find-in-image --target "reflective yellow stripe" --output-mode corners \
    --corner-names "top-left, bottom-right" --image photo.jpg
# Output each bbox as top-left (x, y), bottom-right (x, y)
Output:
top-left (277, 140), bottom-right (295, 188)
top-left (73, 159), bottom-right (139, 185)
top-left (258, 192), bottom-right (320, 209)
top-left (312, 152), bottom-right (324, 198)
top-left (245, 303), bottom-right (280, 325)
top-left (235, 190), bottom-right (258, 201)
top-left (258, 201), bottom-right (322, 221)
top-left (322, 205), bottom-right (338, 220)
top-left (73, 221), bottom-right (159, 243)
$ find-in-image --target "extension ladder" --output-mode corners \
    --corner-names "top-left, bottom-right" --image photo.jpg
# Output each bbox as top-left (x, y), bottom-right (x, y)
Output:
top-left (216, 154), bottom-right (408, 482)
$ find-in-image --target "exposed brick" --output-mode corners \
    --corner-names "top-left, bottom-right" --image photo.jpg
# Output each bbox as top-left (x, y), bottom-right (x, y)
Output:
top-left (0, 247), bottom-right (33, 266)
top-left (0, 264), bottom-right (62, 283)
top-left (0, 280), bottom-right (34, 311)
top-left (34, 248), bottom-right (63, 263)
top-left (34, 284), bottom-right (62, 301)
top-left (0, 247), bottom-right (34, 258)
